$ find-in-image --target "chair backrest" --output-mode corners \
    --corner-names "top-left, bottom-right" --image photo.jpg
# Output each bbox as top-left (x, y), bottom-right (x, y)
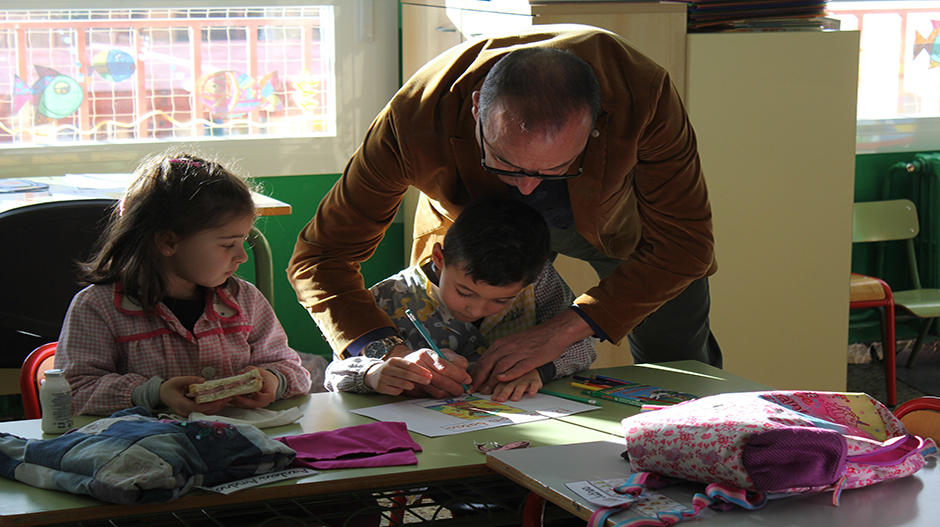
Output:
top-left (0, 199), bottom-right (114, 369)
top-left (852, 199), bottom-right (919, 243)
top-left (894, 396), bottom-right (940, 442)
top-left (19, 342), bottom-right (58, 419)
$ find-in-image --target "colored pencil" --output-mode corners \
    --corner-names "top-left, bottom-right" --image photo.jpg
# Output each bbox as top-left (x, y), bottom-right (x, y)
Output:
top-left (539, 389), bottom-right (600, 406)
top-left (404, 308), bottom-right (469, 392)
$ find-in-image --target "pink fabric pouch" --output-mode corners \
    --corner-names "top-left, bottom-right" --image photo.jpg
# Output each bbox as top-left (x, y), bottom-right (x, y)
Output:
top-left (277, 421), bottom-right (422, 469)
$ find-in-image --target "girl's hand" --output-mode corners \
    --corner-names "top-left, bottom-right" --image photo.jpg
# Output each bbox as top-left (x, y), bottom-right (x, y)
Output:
top-left (229, 366), bottom-right (278, 409)
top-left (161, 375), bottom-right (231, 416)
top-left (489, 369), bottom-right (542, 402)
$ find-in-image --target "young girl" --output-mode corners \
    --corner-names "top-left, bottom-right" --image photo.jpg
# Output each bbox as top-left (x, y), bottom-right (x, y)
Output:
top-left (56, 151), bottom-right (311, 416)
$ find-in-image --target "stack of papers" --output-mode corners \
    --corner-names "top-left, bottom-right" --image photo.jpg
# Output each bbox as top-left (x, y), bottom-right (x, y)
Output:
top-left (683, 0), bottom-right (831, 32)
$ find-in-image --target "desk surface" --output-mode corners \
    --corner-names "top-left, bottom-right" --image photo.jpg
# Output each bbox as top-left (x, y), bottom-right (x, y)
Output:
top-left (0, 391), bottom-right (612, 526)
top-left (0, 362), bottom-right (771, 525)
top-left (0, 174), bottom-right (290, 216)
top-left (544, 361), bottom-right (772, 436)
top-left (488, 440), bottom-right (940, 527)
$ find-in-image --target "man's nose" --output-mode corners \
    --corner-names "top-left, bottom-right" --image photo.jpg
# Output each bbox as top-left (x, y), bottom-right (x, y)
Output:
top-left (515, 176), bottom-right (542, 195)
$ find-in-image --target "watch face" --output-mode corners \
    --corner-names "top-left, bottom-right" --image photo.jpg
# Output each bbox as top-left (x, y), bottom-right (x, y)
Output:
top-left (362, 340), bottom-right (387, 359)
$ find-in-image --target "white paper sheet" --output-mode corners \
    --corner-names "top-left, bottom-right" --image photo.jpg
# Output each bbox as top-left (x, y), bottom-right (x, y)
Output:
top-left (565, 479), bottom-right (693, 518)
top-left (350, 393), bottom-right (599, 437)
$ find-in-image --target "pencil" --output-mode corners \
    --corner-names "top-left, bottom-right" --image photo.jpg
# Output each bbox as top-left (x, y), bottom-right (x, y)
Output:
top-left (594, 374), bottom-right (631, 385)
top-left (404, 308), bottom-right (469, 392)
top-left (569, 382), bottom-right (605, 391)
top-left (539, 389), bottom-right (601, 406)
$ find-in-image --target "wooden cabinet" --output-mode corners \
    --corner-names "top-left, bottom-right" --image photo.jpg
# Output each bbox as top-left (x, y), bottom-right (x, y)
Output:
top-left (400, 1), bottom-right (687, 93)
top-left (686, 30), bottom-right (860, 391)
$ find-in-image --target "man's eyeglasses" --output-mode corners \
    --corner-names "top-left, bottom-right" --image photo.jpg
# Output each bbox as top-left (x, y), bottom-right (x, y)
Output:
top-left (479, 119), bottom-right (588, 181)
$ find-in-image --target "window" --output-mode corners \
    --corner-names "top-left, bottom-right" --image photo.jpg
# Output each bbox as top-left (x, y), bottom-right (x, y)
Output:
top-left (828, 1), bottom-right (940, 153)
top-left (0, 1), bottom-right (398, 177)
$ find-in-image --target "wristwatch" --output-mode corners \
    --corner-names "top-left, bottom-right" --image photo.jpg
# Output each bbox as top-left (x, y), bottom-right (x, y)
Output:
top-left (362, 335), bottom-right (406, 359)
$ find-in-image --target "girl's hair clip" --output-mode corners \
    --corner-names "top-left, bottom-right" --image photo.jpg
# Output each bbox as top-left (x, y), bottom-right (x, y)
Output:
top-left (169, 158), bottom-right (202, 168)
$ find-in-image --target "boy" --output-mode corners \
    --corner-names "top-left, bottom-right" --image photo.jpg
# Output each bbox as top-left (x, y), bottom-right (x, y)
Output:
top-left (324, 198), bottom-right (595, 402)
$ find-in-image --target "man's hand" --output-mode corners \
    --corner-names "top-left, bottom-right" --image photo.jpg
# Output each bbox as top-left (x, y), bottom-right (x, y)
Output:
top-left (470, 309), bottom-right (592, 394)
top-left (368, 348), bottom-right (471, 398)
top-left (490, 369), bottom-right (542, 402)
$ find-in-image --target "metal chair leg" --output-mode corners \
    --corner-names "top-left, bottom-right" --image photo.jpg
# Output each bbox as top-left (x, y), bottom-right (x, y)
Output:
top-left (523, 492), bottom-right (546, 527)
top-left (906, 318), bottom-right (934, 369)
top-left (247, 226), bottom-right (275, 305)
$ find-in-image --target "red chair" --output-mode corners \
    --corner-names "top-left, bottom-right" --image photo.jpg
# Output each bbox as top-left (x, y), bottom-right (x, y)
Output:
top-left (849, 273), bottom-right (897, 406)
top-left (894, 396), bottom-right (940, 442)
top-left (19, 342), bottom-right (58, 419)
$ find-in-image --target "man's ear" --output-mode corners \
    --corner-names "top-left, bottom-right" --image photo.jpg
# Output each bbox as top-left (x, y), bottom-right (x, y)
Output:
top-left (471, 91), bottom-right (480, 120)
top-left (431, 242), bottom-right (445, 269)
top-left (156, 231), bottom-right (179, 257)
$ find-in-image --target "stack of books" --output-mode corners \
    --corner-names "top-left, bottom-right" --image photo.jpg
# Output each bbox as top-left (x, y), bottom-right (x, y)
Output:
top-left (679, 0), bottom-right (834, 32)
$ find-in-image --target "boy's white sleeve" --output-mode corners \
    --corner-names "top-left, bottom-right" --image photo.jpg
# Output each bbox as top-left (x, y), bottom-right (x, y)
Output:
top-left (324, 356), bottom-right (384, 393)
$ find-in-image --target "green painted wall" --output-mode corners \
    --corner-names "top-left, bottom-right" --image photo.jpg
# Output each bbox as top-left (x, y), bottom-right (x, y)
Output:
top-left (850, 150), bottom-right (940, 344)
top-left (244, 174), bottom-right (405, 358)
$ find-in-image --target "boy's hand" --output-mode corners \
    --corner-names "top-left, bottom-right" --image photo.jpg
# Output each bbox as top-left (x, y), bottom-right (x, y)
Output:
top-left (160, 376), bottom-right (231, 416)
top-left (365, 356), bottom-right (433, 395)
top-left (367, 348), bottom-right (470, 398)
top-left (229, 366), bottom-right (278, 409)
top-left (489, 369), bottom-right (542, 402)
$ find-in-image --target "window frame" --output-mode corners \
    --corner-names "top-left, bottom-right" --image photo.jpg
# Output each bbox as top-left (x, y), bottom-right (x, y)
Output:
top-left (0, 0), bottom-right (398, 178)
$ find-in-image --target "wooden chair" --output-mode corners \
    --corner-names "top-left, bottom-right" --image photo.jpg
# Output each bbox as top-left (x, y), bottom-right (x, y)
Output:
top-left (853, 200), bottom-right (940, 402)
top-left (849, 273), bottom-right (896, 406)
top-left (19, 343), bottom-right (58, 419)
top-left (894, 396), bottom-right (940, 442)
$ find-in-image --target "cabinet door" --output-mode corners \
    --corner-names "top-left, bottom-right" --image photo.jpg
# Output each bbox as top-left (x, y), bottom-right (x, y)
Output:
top-left (401, 3), bottom-right (462, 81)
top-left (686, 31), bottom-right (860, 391)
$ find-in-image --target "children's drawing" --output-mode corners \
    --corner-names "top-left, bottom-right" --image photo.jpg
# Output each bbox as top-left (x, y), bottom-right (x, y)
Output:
top-left (914, 20), bottom-right (940, 68)
top-left (13, 65), bottom-right (85, 119)
top-left (89, 49), bottom-right (136, 82)
top-left (418, 395), bottom-right (529, 421)
top-left (290, 69), bottom-right (321, 112)
top-left (198, 71), bottom-right (284, 118)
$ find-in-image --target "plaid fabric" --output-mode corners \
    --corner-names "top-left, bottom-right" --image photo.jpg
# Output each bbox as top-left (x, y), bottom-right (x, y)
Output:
top-left (324, 260), bottom-right (596, 392)
top-left (0, 407), bottom-right (295, 505)
top-left (57, 277), bottom-right (311, 416)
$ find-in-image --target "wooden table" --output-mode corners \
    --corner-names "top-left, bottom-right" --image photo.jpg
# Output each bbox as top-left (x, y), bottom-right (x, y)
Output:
top-left (489, 440), bottom-right (940, 527)
top-left (487, 362), bottom-right (939, 526)
top-left (0, 390), bottom-right (612, 526)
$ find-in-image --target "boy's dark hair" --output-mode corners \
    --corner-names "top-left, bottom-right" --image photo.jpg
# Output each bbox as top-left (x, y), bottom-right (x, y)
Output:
top-left (441, 198), bottom-right (551, 286)
top-left (80, 148), bottom-right (255, 310)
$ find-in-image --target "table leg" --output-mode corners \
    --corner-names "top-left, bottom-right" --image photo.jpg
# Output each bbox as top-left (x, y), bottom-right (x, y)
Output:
top-left (248, 226), bottom-right (274, 305)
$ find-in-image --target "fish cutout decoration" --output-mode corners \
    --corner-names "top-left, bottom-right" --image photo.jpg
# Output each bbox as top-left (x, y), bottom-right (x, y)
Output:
top-left (88, 49), bottom-right (136, 82)
top-left (198, 71), bottom-right (284, 118)
top-left (914, 20), bottom-right (940, 68)
top-left (13, 65), bottom-right (84, 119)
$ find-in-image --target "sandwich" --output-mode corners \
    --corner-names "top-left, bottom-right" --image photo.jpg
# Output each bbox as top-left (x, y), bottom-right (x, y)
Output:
top-left (186, 369), bottom-right (263, 403)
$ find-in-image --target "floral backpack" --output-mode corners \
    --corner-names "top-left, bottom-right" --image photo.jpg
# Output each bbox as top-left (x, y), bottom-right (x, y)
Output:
top-left (589, 391), bottom-right (937, 527)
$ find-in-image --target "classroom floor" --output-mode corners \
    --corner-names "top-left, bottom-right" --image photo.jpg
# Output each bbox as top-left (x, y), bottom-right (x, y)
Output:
top-left (846, 342), bottom-right (934, 409)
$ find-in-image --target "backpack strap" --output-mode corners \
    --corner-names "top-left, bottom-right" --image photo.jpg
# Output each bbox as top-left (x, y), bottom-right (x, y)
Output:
top-left (587, 474), bottom-right (767, 527)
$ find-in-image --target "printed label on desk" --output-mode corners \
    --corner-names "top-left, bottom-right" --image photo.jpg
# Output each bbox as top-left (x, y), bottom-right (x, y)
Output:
top-left (566, 479), bottom-right (688, 517)
top-left (198, 467), bottom-right (319, 494)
